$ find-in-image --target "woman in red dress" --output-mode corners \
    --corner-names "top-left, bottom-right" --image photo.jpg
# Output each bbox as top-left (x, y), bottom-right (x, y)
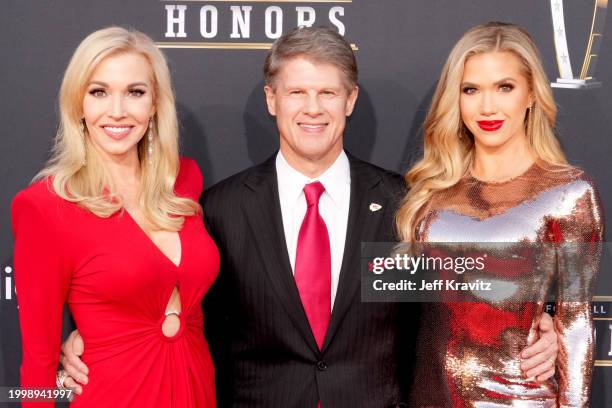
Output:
top-left (12, 27), bottom-right (219, 407)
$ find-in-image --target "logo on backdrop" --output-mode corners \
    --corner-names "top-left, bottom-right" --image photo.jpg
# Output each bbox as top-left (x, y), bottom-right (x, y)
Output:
top-left (158, 1), bottom-right (353, 50)
top-left (550, 0), bottom-right (608, 89)
top-left (1, 265), bottom-right (15, 302)
top-left (593, 297), bottom-right (612, 366)
top-left (546, 297), bottom-right (612, 366)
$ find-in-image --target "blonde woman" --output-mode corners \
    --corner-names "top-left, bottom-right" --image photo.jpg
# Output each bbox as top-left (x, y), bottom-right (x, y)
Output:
top-left (12, 27), bottom-right (218, 407)
top-left (397, 22), bottom-right (603, 406)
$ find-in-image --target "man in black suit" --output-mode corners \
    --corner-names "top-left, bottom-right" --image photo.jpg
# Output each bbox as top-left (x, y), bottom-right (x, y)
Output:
top-left (59, 26), bottom-right (558, 407)
top-left (203, 27), bottom-right (412, 407)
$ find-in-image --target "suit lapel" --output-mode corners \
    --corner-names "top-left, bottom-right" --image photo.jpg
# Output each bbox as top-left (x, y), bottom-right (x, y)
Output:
top-left (242, 155), bottom-right (320, 354)
top-left (323, 156), bottom-right (387, 351)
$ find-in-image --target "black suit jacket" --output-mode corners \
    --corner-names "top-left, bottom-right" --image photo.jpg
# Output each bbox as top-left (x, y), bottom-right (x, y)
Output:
top-left (203, 152), bottom-right (416, 408)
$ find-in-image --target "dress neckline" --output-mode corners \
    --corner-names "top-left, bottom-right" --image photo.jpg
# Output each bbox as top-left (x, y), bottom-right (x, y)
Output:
top-left (123, 209), bottom-right (184, 269)
top-left (466, 160), bottom-right (541, 186)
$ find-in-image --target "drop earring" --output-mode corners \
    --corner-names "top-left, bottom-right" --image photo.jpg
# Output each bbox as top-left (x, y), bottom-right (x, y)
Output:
top-left (80, 118), bottom-right (87, 167)
top-left (147, 119), bottom-right (154, 165)
top-left (527, 105), bottom-right (534, 138)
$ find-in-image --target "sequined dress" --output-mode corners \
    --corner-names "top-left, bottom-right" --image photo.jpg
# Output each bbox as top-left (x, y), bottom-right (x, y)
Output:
top-left (411, 161), bottom-right (604, 407)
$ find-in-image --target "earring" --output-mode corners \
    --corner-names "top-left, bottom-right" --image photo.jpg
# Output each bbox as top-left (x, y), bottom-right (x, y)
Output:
top-left (147, 119), bottom-right (154, 165)
top-left (80, 119), bottom-right (87, 167)
top-left (527, 105), bottom-right (534, 138)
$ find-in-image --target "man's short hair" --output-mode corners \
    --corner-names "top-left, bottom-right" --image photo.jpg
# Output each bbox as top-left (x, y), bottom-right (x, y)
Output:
top-left (263, 26), bottom-right (358, 91)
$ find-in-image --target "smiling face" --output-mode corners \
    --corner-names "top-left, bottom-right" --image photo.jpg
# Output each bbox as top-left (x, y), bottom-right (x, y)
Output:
top-left (460, 51), bottom-right (533, 152)
top-left (264, 56), bottom-right (358, 176)
top-left (82, 52), bottom-right (156, 163)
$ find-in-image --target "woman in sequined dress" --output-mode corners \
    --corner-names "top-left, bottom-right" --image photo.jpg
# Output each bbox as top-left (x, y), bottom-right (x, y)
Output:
top-left (397, 22), bottom-right (604, 407)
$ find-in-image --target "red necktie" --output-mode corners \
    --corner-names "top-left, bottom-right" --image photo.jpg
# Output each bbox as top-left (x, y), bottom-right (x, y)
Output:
top-left (294, 181), bottom-right (331, 350)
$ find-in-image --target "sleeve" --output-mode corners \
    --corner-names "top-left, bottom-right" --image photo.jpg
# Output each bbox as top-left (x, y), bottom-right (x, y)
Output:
top-left (200, 185), bottom-right (232, 406)
top-left (554, 179), bottom-right (604, 407)
top-left (12, 191), bottom-right (71, 406)
top-left (176, 157), bottom-right (204, 200)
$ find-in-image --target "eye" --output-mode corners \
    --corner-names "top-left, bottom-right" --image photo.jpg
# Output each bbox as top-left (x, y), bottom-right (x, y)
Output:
top-left (128, 89), bottom-right (146, 97)
top-left (462, 87), bottom-right (477, 95)
top-left (289, 90), bottom-right (304, 96)
top-left (499, 83), bottom-right (514, 92)
top-left (89, 88), bottom-right (106, 97)
top-left (320, 90), bottom-right (336, 97)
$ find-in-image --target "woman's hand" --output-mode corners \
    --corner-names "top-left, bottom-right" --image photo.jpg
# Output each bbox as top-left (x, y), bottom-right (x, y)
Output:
top-left (520, 312), bottom-right (558, 381)
top-left (59, 330), bottom-right (89, 395)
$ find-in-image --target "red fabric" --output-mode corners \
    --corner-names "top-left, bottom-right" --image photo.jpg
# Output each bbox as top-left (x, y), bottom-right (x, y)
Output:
top-left (12, 157), bottom-right (219, 407)
top-left (294, 182), bottom-right (331, 350)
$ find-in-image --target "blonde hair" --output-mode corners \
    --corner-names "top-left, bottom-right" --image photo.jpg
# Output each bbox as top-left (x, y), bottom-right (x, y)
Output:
top-left (396, 22), bottom-right (567, 242)
top-left (36, 26), bottom-right (199, 231)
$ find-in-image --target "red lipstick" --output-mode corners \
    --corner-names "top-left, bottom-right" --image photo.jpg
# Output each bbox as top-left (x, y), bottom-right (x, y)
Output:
top-left (477, 120), bottom-right (504, 131)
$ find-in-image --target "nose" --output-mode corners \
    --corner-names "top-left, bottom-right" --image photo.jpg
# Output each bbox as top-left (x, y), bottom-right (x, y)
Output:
top-left (303, 93), bottom-right (323, 116)
top-left (108, 95), bottom-right (127, 119)
top-left (480, 91), bottom-right (497, 116)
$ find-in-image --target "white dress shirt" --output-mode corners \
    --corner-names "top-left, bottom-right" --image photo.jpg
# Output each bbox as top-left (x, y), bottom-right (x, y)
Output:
top-left (276, 150), bottom-right (351, 309)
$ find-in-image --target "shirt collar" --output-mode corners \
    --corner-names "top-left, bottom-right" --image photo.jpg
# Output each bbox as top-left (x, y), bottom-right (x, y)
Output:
top-left (276, 150), bottom-right (351, 208)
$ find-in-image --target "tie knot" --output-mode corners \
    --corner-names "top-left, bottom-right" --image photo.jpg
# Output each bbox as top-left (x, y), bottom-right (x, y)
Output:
top-left (303, 181), bottom-right (325, 207)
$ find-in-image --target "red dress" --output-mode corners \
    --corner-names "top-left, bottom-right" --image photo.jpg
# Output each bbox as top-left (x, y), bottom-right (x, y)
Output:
top-left (12, 157), bottom-right (219, 407)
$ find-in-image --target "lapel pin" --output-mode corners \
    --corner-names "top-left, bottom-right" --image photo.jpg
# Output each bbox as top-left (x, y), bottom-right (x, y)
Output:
top-left (369, 203), bottom-right (382, 212)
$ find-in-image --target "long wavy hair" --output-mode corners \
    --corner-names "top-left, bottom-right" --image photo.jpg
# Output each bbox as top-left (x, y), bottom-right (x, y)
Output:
top-left (36, 27), bottom-right (199, 231)
top-left (396, 22), bottom-right (567, 242)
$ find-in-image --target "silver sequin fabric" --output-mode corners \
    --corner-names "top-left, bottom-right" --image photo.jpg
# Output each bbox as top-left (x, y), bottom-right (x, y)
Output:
top-left (410, 161), bottom-right (604, 407)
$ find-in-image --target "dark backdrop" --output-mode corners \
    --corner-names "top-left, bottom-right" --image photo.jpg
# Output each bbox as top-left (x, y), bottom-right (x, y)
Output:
top-left (1, 1), bottom-right (611, 406)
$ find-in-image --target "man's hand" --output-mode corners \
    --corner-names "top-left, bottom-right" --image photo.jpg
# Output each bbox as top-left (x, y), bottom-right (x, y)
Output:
top-left (520, 312), bottom-right (558, 381)
top-left (59, 330), bottom-right (89, 395)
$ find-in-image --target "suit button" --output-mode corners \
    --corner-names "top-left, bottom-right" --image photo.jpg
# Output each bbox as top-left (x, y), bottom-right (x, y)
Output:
top-left (316, 361), bottom-right (327, 371)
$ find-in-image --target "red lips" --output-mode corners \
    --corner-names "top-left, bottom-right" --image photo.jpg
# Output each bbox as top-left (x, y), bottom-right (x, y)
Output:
top-left (477, 120), bottom-right (504, 131)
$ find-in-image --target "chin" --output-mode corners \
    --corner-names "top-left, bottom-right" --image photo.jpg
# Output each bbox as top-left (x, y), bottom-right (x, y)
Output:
top-left (473, 134), bottom-right (511, 148)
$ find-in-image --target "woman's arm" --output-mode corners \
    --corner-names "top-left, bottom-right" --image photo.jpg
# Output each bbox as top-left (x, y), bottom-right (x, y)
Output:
top-left (12, 189), bottom-right (72, 407)
top-left (554, 178), bottom-right (604, 407)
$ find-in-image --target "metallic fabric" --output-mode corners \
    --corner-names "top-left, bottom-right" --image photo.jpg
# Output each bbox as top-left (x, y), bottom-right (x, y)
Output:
top-left (412, 161), bottom-right (604, 407)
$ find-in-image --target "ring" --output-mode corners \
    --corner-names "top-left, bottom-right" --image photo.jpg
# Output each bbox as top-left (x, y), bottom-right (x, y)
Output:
top-left (56, 370), bottom-right (69, 389)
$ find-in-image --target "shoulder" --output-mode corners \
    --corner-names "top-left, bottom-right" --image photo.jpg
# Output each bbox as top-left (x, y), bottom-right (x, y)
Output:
top-left (539, 163), bottom-right (600, 201)
top-left (540, 163), bottom-right (605, 239)
top-left (12, 178), bottom-right (61, 211)
top-left (11, 179), bottom-right (61, 233)
top-left (203, 161), bottom-right (269, 205)
top-left (175, 156), bottom-right (204, 200)
top-left (557, 167), bottom-right (603, 217)
top-left (347, 154), bottom-right (406, 197)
